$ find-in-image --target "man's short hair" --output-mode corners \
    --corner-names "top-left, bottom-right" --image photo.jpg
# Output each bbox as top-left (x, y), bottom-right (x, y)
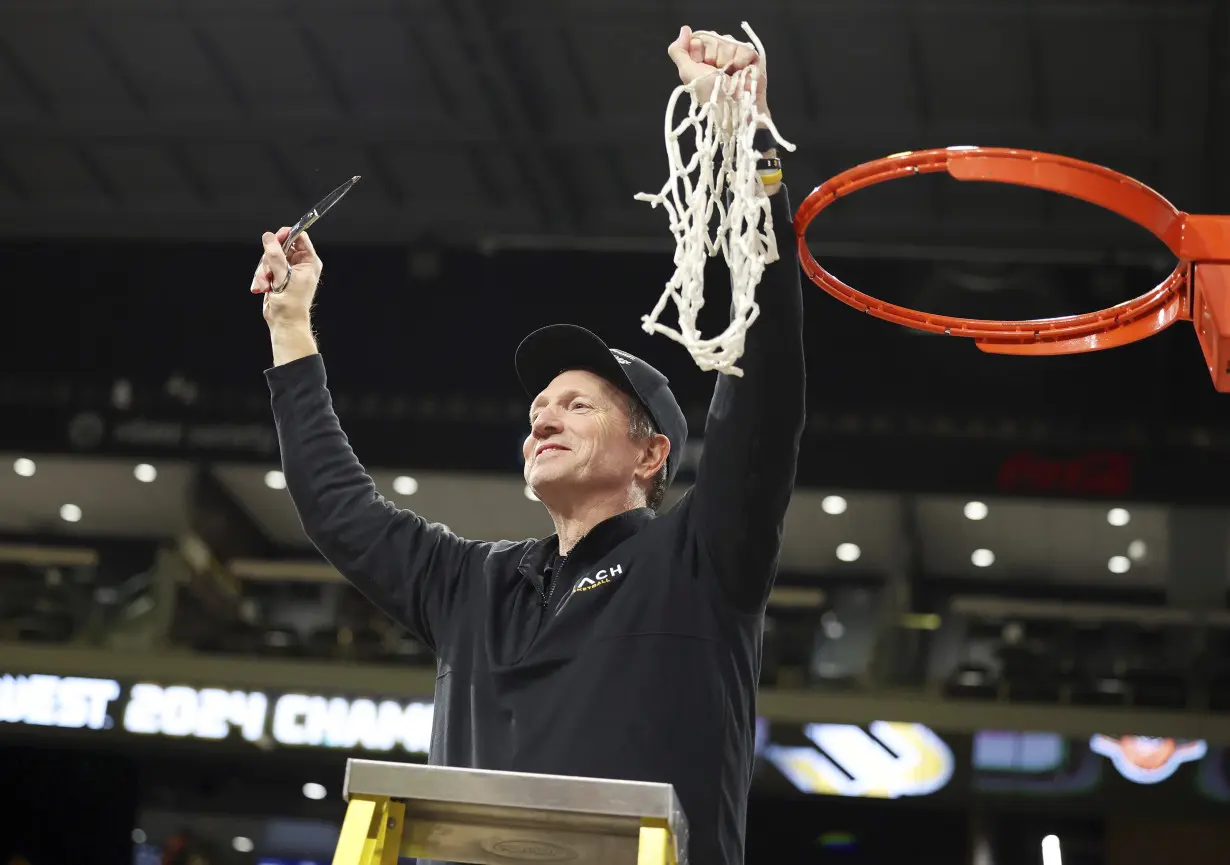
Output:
top-left (626, 395), bottom-right (669, 511)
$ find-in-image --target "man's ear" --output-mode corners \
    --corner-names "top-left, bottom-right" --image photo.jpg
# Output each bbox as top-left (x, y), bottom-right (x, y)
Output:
top-left (637, 433), bottom-right (671, 480)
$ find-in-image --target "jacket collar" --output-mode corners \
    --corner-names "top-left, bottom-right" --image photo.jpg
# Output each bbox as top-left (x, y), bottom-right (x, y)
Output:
top-left (516, 507), bottom-right (655, 586)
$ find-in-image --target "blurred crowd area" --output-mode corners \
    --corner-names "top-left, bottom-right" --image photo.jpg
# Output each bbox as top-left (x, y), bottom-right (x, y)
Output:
top-left (0, 541), bottom-right (430, 669)
top-left (5, 537), bottom-right (1229, 714)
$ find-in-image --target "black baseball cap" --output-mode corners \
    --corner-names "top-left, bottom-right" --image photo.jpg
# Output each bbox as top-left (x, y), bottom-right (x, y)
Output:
top-left (515, 324), bottom-right (689, 487)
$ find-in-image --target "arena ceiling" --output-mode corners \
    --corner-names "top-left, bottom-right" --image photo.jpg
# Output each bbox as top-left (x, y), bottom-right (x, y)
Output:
top-left (0, 0), bottom-right (1224, 258)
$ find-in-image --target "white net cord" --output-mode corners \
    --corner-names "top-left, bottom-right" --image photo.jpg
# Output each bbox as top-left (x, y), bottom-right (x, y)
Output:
top-left (634, 21), bottom-right (795, 377)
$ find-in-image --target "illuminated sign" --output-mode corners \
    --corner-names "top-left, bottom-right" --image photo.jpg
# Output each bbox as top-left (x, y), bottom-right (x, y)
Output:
top-left (763, 721), bottom-right (954, 799)
top-left (1089, 734), bottom-right (1208, 785)
top-left (971, 729), bottom-right (1099, 795)
top-left (269, 693), bottom-right (433, 752)
top-left (997, 450), bottom-right (1132, 496)
top-left (124, 684), bottom-right (269, 742)
top-left (973, 729), bottom-right (1065, 773)
top-left (0, 674), bottom-right (121, 730)
top-left (0, 674), bottom-right (433, 755)
top-left (970, 729), bottom-right (1222, 799)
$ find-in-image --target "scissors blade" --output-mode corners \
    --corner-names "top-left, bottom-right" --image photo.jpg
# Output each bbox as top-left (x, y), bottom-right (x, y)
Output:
top-left (283, 175), bottom-right (362, 253)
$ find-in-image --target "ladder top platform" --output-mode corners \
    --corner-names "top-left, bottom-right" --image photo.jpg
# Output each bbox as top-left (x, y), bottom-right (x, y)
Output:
top-left (343, 759), bottom-right (689, 864)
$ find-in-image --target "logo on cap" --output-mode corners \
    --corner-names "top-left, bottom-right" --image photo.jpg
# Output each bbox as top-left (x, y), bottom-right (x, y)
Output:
top-left (610, 349), bottom-right (633, 366)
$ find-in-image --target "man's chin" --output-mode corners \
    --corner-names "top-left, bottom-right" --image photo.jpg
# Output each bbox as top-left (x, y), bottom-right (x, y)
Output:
top-left (525, 472), bottom-right (576, 502)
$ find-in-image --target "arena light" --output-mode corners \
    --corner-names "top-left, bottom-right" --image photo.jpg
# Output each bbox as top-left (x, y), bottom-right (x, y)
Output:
top-left (1108, 555), bottom-right (1131, 574)
top-left (133, 463), bottom-right (157, 483)
top-left (1041, 835), bottom-right (1062, 865)
top-left (821, 612), bottom-right (845, 640)
top-left (971, 548), bottom-right (995, 568)
top-left (60, 504), bottom-right (82, 523)
top-left (302, 782), bottom-right (327, 800)
top-left (393, 475), bottom-right (418, 496)
top-left (1107, 507), bottom-right (1131, 527)
top-left (963, 501), bottom-right (988, 521)
top-left (821, 495), bottom-right (847, 515)
top-left (13, 458), bottom-right (35, 477)
top-left (232, 837), bottom-right (254, 853)
top-left (1127, 539), bottom-right (1147, 560)
top-left (264, 470), bottom-right (287, 490)
top-left (835, 542), bottom-right (860, 562)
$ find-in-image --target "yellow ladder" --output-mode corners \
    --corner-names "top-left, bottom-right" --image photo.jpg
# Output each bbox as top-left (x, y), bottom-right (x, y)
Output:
top-left (330, 760), bottom-right (686, 865)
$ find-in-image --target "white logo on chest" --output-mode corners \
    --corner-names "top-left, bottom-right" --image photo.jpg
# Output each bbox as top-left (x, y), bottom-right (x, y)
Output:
top-left (556, 563), bottom-right (624, 613)
top-left (574, 564), bottom-right (623, 593)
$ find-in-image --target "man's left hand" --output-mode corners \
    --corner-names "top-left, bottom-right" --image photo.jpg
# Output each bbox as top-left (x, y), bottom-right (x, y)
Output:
top-left (666, 25), bottom-right (769, 116)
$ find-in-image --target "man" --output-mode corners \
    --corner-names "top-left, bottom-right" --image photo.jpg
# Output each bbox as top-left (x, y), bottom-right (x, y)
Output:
top-left (251, 25), bottom-right (804, 865)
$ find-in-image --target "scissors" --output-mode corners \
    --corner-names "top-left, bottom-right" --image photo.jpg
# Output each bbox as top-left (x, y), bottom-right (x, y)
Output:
top-left (272, 174), bottom-right (361, 293)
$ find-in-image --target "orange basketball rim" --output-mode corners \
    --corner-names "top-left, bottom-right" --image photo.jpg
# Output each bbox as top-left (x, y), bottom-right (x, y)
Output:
top-left (793, 147), bottom-right (1230, 392)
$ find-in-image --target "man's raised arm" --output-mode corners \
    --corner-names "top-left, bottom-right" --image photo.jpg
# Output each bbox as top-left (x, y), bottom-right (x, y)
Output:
top-left (253, 227), bottom-right (479, 653)
top-left (690, 181), bottom-right (805, 612)
top-left (665, 29), bottom-right (806, 612)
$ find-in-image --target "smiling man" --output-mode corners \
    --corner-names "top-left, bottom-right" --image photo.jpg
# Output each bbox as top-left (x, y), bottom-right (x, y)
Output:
top-left (253, 25), bottom-right (804, 865)
top-left (516, 331), bottom-right (686, 583)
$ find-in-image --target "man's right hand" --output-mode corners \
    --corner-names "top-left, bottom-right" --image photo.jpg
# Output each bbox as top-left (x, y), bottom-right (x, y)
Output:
top-left (251, 227), bottom-right (323, 365)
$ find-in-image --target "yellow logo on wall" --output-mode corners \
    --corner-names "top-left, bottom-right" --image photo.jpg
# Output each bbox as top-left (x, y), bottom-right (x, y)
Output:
top-left (764, 721), bottom-right (954, 799)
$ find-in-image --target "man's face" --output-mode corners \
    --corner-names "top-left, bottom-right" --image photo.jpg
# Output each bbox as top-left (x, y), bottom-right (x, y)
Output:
top-left (523, 369), bottom-right (645, 503)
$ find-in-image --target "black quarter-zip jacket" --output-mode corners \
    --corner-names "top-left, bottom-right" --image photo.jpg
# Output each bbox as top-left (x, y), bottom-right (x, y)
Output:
top-left (265, 187), bottom-right (805, 865)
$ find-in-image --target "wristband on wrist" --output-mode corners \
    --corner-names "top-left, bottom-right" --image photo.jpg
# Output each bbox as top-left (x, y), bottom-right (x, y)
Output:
top-left (757, 154), bottom-right (782, 186)
top-left (753, 127), bottom-right (782, 185)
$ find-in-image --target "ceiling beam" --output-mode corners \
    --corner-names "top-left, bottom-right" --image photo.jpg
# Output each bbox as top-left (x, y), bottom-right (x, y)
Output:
top-left (0, 201), bottom-right (537, 245)
top-left (0, 36), bottom-right (52, 115)
top-left (0, 150), bottom-right (29, 203)
top-left (0, 201), bottom-right (1182, 256)
top-left (0, 114), bottom-right (1189, 161)
top-left (437, 0), bottom-right (577, 232)
top-left (902, 10), bottom-right (931, 129)
top-left (0, 0), bottom-right (1209, 18)
top-left (1203, 0), bottom-right (1230, 212)
top-left (0, 116), bottom-right (491, 146)
top-left (180, 17), bottom-right (306, 203)
top-left (1022, 1), bottom-right (1054, 228)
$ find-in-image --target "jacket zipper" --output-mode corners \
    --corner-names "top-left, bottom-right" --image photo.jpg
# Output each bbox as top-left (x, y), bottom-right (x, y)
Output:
top-left (538, 556), bottom-right (566, 609)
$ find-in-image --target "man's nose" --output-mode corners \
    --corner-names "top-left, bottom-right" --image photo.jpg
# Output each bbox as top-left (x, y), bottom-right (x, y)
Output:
top-left (531, 407), bottom-right (563, 437)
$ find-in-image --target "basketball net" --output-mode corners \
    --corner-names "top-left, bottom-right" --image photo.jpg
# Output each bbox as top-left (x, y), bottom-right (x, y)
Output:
top-left (635, 22), bottom-right (795, 377)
